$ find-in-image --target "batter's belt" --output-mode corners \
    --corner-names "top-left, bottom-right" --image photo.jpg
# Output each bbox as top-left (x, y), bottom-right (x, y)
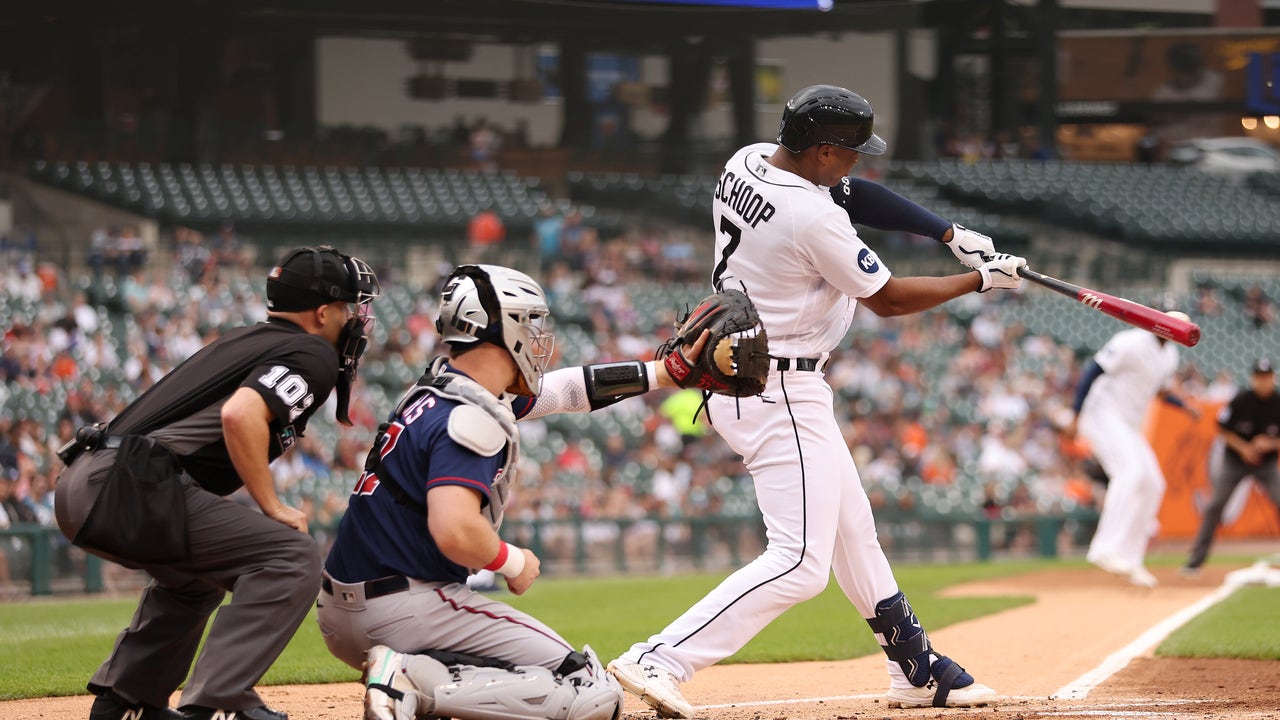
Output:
top-left (769, 356), bottom-right (828, 372)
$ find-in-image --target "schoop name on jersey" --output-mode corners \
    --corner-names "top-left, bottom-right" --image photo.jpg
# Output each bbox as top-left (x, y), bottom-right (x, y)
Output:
top-left (715, 169), bottom-right (776, 228)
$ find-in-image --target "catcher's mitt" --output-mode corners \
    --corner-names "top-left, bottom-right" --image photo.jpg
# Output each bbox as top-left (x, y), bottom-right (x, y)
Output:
top-left (658, 289), bottom-right (770, 397)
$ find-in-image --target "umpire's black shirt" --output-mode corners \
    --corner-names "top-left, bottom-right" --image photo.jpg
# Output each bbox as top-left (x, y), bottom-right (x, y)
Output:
top-left (109, 318), bottom-right (339, 495)
top-left (1218, 387), bottom-right (1280, 464)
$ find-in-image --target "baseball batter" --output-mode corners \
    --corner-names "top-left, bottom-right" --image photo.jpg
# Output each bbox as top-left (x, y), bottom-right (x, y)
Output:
top-left (1067, 314), bottom-right (1196, 587)
top-left (316, 264), bottom-right (702, 720)
top-left (608, 84), bottom-right (1024, 717)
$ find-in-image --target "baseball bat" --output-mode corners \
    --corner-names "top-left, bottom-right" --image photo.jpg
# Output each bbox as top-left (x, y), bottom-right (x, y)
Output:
top-left (1017, 267), bottom-right (1202, 347)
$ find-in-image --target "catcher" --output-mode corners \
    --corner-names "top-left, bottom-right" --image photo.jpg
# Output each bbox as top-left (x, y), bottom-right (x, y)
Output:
top-left (315, 265), bottom-right (761, 720)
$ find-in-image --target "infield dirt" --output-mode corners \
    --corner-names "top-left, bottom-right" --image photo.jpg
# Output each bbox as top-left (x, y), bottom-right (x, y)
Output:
top-left (2, 563), bottom-right (1277, 720)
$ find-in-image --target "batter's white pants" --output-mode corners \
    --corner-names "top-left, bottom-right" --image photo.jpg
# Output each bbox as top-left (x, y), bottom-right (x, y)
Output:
top-left (622, 371), bottom-right (906, 686)
top-left (1078, 408), bottom-right (1166, 572)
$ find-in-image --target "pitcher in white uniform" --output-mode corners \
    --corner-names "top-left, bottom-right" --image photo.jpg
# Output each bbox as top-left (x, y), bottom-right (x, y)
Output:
top-left (1066, 313), bottom-right (1198, 587)
top-left (607, 84), bottom-right (1027, 717)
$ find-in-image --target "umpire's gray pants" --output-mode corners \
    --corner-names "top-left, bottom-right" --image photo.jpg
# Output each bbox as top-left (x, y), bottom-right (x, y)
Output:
top-left (55, 449), bottom-right (321, 710)
top-left (1185, 447), bottom-right (1280, 569)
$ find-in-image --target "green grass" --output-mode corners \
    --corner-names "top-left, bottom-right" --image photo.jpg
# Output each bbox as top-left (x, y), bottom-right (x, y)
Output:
top-left (0, 560), bottom-right (1037, 700)
top-left (5, 556), bottom-right (1276, 701)
top-left (1156, 585), bottom-right (1280, 661)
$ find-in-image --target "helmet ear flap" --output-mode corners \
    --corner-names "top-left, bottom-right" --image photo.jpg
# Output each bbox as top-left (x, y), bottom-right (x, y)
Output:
top-left (443, 265), bottom-right (504, 344)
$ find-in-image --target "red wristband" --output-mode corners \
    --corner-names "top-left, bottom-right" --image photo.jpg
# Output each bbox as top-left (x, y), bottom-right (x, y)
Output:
top-left (483, 542), bottom-right (509, 572)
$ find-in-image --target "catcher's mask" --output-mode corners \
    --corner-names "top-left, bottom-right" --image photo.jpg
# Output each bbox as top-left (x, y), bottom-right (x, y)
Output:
top-left (777, 84), bottom-right (887, 156)
top-left (267, 245), bottom-right (381, 424)
top-left (436, 264), bottom-right (554, 397)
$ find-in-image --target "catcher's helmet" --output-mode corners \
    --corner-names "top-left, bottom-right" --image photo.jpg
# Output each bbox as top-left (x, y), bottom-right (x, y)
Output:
top-left (776, 84), bottom-right (887, 155)
top-left (436, 264), bottom-right (555, 397)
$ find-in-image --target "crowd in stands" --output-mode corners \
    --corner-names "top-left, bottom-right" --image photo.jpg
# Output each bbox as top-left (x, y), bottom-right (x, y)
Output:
top-left (0, 217), bottom-right (1268, 593)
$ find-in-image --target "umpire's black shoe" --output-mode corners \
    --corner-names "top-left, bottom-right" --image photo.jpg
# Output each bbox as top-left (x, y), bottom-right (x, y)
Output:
top-left (88, 689), bottom-right (182, 720)
top-left (181, 706), bottom-right (288, 720)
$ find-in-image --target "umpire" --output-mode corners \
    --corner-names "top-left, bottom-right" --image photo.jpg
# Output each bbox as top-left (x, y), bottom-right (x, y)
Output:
top-left (1183, 358), bottom-right (1280, 574)
top-left (54, 246), bottom-right (380, 720)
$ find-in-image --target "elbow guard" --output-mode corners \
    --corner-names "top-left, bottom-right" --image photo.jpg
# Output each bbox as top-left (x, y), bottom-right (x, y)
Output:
top-left (582, 360), bottom-right (649, 411)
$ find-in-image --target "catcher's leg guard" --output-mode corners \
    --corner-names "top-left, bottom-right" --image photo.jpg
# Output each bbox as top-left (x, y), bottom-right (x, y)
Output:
top-left (364, 646), bottom-right (452, 720)
top-left (867, 592), bottom-right (981, 707)
top-left (374, 646), bottom-right (622, 720)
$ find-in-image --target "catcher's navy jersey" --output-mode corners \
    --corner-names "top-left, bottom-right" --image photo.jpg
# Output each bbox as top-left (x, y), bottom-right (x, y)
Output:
top-left (326, 366), bottom-right (535, 584)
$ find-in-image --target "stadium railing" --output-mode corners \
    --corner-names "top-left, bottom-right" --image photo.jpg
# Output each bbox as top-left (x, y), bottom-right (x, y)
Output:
top-left (0, 511), bottom-right (1098, 597)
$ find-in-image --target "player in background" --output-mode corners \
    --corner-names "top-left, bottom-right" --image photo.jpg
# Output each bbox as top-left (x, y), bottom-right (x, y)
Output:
top-left (55, 246), bottom-right (380, 720)
top-left (1065, 309), bottom-right (1198, 587)
top-left (1182, 358), bottom-right (1280, 576)
top-left (316, 264), bottom-right (705, 720)
top-left (607, 84), bottom-right (1025, 718)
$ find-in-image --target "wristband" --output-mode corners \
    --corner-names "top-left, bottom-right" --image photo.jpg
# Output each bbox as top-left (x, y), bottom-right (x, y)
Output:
top-left (644, 360), bottom-right (659, 390)
top-left (483, 542), bottom-right (526, 576)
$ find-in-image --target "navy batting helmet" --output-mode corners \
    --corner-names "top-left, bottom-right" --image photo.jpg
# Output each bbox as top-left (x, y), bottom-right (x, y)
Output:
top-left (776, 84), bottom-right (887, 155)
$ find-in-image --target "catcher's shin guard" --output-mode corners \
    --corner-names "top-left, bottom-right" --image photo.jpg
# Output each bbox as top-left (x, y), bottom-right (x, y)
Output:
top-left (382, 647), bottom-right (622, 720)
top-left (431, 664), bottom-right (621, 720)
top-left (867, 592), bottom-right (978, 706)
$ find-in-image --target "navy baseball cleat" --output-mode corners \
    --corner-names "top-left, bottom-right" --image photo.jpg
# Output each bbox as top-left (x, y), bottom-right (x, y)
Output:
top-left (180, 706), bottom-right (287, 720)
top-left (88, 689), bottom-right (181, 720)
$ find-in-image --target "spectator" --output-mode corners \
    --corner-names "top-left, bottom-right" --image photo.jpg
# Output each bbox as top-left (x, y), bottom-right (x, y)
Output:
top-left (531, 202), bottom-right (564, 270)
top-left (5, 259), bottom-right (43, 303)
top-left (1194, 283), bottom-right (1224, 318)
top-left (468, 118), bottom-right (502, 170)
top-left (1243, 285), bottom-right (1275, 329)
top-left (465, 206), bottom-right (506, 264)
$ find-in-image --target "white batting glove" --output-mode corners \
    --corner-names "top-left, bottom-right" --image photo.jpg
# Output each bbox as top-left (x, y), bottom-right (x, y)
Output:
top-left (946, 223), bottom-right (997, 269)
top-left (977, 253), bottom-right (1026, 293)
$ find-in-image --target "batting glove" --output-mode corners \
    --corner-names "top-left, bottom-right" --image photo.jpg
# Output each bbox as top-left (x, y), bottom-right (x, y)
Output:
top-left (946, 223), bottom-right (996, 269)
top-left (977, 253), bottom-right (1026, 292)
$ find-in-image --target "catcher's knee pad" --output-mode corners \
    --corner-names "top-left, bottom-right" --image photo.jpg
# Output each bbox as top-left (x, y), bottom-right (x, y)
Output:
top-left (867, 592), bottom-right (975, 692)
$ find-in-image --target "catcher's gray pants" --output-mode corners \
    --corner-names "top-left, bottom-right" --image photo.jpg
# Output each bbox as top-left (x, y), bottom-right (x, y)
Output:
top-left (316, 572), bottom-right (575, 672)
top-left (54, 449), bottom-right (321, 710)
top-left (1185, 448), bottom-right (1280, 569)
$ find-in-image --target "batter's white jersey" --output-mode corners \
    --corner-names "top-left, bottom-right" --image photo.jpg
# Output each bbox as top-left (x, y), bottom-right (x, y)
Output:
top-left (620, 143), bottom-right (916, 691)
top-left (1080, 328), bottom-right (1180, 429)
top-left (711, 143), bottom-right (891, 358)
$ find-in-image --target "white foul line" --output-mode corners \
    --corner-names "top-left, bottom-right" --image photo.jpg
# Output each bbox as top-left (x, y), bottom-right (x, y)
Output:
top-left (696, 693), bottom-right (882, 710)
top-left (1051, 580), bottom-right (1240, 700)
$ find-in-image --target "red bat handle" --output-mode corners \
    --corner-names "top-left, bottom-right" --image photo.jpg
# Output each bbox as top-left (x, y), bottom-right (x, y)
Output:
top-left (1018, 267), bottom-right (1201, 348)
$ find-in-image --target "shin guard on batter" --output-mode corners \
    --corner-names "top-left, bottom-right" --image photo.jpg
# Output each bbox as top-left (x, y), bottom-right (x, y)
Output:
top-left (867, 592), bottom-right (982, 707)
top-left (364, 645), bottom-right (622, 720)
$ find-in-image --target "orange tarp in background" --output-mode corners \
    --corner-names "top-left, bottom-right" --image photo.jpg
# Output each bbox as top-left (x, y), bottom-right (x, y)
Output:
top-left (1149, 399), bottom-right (1280, 540)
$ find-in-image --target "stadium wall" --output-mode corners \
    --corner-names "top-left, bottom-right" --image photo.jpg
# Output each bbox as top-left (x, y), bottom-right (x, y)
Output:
top-left (3, 172), bottom-right (159, 276)
top-left (315, 32), bottom-right (906, 149)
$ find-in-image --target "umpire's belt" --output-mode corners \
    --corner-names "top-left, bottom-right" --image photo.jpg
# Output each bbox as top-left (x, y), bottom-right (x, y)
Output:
top-left (770, 356), bottom-right (828, 372)
top-left (321, 572), bottom-right (410, 600)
